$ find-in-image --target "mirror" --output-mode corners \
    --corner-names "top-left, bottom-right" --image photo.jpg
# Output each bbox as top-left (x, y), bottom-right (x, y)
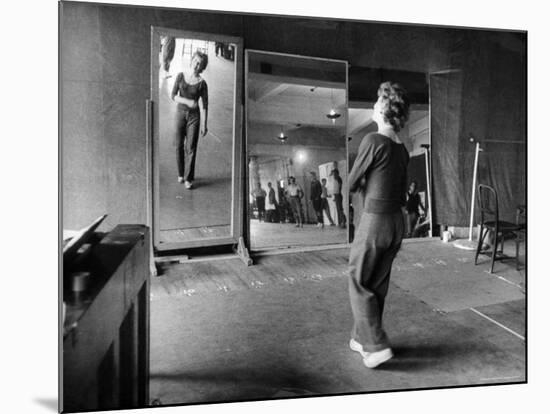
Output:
top-left (151, 28), bottom-right (243, 250)
top-left (246, 51), bottom-right (348, 250)
top-left (348, 104), bottom-right (431, 240)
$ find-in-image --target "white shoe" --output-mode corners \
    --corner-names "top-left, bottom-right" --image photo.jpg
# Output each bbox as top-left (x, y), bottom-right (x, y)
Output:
top-left (363, 348), bottom-right (393, 368)
top-left (349, 338), bottom-right (369, 359)
top-left (184, 181), bottom-right (193, 189)
top-left (178, 176), bottom-right (184, 183)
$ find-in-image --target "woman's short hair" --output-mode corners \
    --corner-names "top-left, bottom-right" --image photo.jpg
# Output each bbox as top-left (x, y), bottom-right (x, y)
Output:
top-left (192, 51), bottom-right (209, 73)
top-left (377, 81), bottom-right (410, 132)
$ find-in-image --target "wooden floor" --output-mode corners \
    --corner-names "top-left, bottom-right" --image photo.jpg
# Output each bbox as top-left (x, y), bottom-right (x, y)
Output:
top-left (160, 224), bottom-right (231, 243)
top-left (250, 219), bottom-right (347, 250)
top-left (149, 239), bottom-right (526, 406)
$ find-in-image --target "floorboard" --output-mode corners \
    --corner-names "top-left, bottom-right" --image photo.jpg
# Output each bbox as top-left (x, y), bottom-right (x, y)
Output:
top-left (149, 240), bottom-right (526, 405)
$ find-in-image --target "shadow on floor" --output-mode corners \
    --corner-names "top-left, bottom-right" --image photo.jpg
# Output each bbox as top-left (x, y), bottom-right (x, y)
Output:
top-left (33, 398), bottom-right (58, 412)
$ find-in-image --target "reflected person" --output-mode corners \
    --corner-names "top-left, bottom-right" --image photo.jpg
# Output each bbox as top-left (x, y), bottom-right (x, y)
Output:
top-left (329, 169), bottom-right (346, 227)
top-left (309, 172), bottom-right (324, 228)
top-left (321, 178), bottom-right (335, 226)
top-left (251, 182), bottom-right (267, 222)
top-left (266, 182), bottom-right (278, 223)
top-left (286, 176), bottom-right (304, 228)
top-left (347, 81), bottom-right (410, 369)
top-left (171, 51), bottom-right (209, 190)
top-left (161, 36), bottom-right (176, 77)
top-left (405, 180), bottom-right (425, 238)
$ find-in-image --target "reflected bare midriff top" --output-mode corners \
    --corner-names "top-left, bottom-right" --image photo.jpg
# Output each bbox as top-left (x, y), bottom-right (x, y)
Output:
top-left (171, 72), bottom-right (209, 111)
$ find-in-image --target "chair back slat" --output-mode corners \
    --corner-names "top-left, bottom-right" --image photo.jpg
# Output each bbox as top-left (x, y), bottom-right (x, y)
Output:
top-left (477, 184), bottom-right (499, 223)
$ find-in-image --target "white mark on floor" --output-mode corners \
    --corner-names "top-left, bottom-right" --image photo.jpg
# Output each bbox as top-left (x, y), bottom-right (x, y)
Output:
top-left (457, 257), bottom-right (470, 263)
top-left (308, 274), bottom-right (323, 281)
top-left (181, 288), bottom-right (196, 297)
top-left (413, 263), bottom-right (425, 268)
top-left (250, 280), bottom-right (264, 288)
top-left (283, 277), bottom-right (296, 284)
top-left (176, 195), bottom-right (183, 199)
top-left (483, 271), bottom-right (524, 290)
top-left (469, 307), bottom-right (525, 341)
top-left (217, 284), bottom-right (229, 292)
top-left (434, 259), bottom-right (447, 266)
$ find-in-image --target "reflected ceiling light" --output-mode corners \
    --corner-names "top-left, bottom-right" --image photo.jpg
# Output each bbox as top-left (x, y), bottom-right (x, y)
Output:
top-left (326, 89), bottom-right (341, 122)
top-left (296, 150), bottom-right (307, 162)
top-left (276, 126), bottom-right (288, 143)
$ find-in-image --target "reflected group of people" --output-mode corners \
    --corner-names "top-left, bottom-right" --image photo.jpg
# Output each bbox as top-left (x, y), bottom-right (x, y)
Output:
top-left (250, 169), bottom-right (347, 229)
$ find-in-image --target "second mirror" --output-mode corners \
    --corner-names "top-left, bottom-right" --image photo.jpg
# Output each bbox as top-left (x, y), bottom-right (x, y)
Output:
top-left (246, 51), bottom-right (348, 250)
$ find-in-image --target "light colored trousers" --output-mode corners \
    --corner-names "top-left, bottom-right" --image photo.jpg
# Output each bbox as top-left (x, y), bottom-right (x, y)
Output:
top-left (348, 211), bottom-right (404, 352)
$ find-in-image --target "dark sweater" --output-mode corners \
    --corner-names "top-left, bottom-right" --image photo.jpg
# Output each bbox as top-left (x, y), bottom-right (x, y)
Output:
top-left (349, 132), bottom-right (409, 213)
top-left (171, 73), bottom-right (209, 111)
top-left (310, 179), bottom-right (322, 200)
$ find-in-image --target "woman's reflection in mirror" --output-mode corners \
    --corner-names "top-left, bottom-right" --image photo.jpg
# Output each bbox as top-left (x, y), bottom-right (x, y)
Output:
top-left (171, 51), bottom-right (209, 190)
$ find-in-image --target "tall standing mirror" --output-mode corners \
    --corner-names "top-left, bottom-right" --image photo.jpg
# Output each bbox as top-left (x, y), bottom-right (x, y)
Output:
top-left (151, 28), bottom-right (243, 251)
top-left (246, 51), bottom-right (348, 250)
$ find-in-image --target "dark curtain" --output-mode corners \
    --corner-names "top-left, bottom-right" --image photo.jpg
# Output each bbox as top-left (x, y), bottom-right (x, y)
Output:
top-left (430, 70), bottom-right (465, 226)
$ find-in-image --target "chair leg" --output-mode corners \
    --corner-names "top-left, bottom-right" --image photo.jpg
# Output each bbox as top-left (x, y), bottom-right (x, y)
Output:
top-left (475, 227), bottom-right (488, 265)
top-left (515, 235), bottom-right (519, 271)
top-left (490, 234), bottom-right (498, 274)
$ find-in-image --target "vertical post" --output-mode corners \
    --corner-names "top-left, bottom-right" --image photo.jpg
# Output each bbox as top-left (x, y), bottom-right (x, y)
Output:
top-left (145, 99), bottom-right (156, 276)
top-left (424, 146), bottom-right (433, 237)
top-left (468, 142), bottom-right (481, 241)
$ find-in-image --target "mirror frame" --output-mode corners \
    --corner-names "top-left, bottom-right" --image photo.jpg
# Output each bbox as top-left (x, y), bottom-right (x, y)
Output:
top-left (149, 27), bottom-right (244, 252)
top-left (244, 49), bottom-right (350, 251)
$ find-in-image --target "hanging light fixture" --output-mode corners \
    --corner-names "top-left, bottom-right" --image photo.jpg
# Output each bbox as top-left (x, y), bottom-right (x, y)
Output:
top-left (276, 126), bottom-right (288, 143)
top-left (326, 88), bottom-right (341, 122)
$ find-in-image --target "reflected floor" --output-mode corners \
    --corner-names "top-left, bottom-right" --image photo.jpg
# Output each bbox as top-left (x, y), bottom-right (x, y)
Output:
top-left (159, 42), bottom-right (235, 230)
top-left (160, 224), bottom-right (231, 244)
top-left (250, 220), bottom-right (347, 250)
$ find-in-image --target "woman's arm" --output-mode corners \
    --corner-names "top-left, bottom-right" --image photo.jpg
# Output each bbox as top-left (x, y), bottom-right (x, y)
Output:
top-left (348, 134), bottom-right (376, 193)
top-left (200, 82), bottom-right (209, 136)
top-left (173, 95), bottom-right (198, 108)
top-left (171, 73), bottom-right (198, 108)
top-left (419, 197), bottom-right (426, 214)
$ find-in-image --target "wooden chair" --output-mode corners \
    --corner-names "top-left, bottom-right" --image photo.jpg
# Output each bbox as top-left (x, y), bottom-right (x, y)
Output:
top-left (475, 184), bottom-right (521, 273)
top-left (515, 205), bottom-right (526, 270)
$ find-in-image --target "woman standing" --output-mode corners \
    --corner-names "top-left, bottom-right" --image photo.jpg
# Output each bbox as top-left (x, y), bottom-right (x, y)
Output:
top-left (347, 81), bottom-right (410, 369)
top-left (171, 51), bottom-right (209, 189)
top-left (285, 177), bottom-right (304, 228)
top-left (405, 180), bottom-right (425, 238)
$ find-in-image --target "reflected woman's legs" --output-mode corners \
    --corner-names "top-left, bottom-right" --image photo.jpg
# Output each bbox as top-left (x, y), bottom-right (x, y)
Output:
top-left (175, 110), bottom-right (189, 180)
top-left (183, 110), bottom-right (200, 182)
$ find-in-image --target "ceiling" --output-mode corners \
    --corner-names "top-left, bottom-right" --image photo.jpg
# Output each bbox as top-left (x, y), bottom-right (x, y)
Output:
top-left (246, 51), bottom-right (428, 152)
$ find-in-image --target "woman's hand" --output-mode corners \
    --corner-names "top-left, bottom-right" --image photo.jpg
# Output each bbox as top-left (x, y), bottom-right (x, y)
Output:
top-left (173, 96), bottom-right (198, 109)
top-left (201, 126), bottom-right (208, 137)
